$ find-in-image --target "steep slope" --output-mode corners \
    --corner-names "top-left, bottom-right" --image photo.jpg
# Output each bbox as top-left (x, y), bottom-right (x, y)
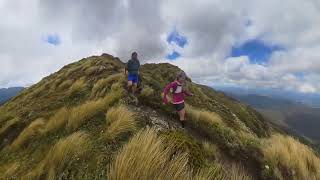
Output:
top-left (0, 54), bottom-right (319, 180)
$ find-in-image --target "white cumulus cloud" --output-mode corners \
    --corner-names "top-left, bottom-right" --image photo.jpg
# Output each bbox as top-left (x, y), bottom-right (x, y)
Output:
top-left (0, 0), bottom-right (319, 93)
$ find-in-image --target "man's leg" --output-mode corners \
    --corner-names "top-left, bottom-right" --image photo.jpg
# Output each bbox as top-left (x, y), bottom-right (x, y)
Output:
top-left (127, 81), bottom-right (133, 93)
top-left (132, 83), bottom-right (137, 95)
top-left (131, 75), bottom-right (139, 95)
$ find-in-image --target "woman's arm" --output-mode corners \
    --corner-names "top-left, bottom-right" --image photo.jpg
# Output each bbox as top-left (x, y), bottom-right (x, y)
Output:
top-left (163, 82), bottom-right (174, 104)
top-left (183, 89), bottom-right (193, 96)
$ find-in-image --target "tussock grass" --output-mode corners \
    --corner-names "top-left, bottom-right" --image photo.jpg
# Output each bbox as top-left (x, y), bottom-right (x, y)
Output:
top-left (67, 89), bottom-right (123, 131)
top-left (0, 110), bottom-right (12, 124)
top-left (194, 165), bottom-right (224, 180)
top-left (10, 118), bottom-right (45, 151)
top-left (91, 73), bottom-right (123, 99)
top-left (66, 99), bottom-right (105, 131)
top-left (91, 78), bottom-right (109, 98)
top-left (104, 105), bottom-right (137, 141)
top-left (45, 86), bottom-right (124, 133)
top-left (162, 131), bottom-right (205, 169)
top-left (202, 141), bottom-right (218, 158)
top-left (263, 134), bottom-right (320, 179)
top-left (222, 163), bottom-right (253, 180)
top-left (85, 66), bottom-right (99, 75)
top-left (44, 107), bottom-right (69, 133)
top-left (0, 118), bottom-right (19, 137)
top-left (108, 128), bottom-right (223, 180)
top-left (26, 131), bottom-right (90, 180)
top-left (140, 85), bottom-right (154, 97)
top-left (69, 78), bottom-right (86, 96)
top-left (105, 73), bottom-right (124, 85)
top-left (185, 104), bottom-right (261, 163)
top-left (107, 128), bottom-right (191, 180)
top-left (187, 105), bottom-right (224, 126)
top-left (57, 79), bottom-right (73, 90)
top-left (2, 162), bottom-right (20, 179)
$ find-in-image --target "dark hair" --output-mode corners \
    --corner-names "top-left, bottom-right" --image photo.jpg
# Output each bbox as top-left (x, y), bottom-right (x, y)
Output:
top-left (132, 52), bottom-right (138, 58)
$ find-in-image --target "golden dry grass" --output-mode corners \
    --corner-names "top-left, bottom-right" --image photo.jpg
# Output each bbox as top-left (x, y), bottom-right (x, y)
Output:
top-left (223, 163), bottom-right (253, 180)
top-left (57, 79), bottom-right (73, 90)
top-left (10, 118), bottom-right (45, 151)
top-left (194, 165), bottom-right (224, 180)
top-left (69, 78), bottom-right (86, 96)
top-left (262, 134), bottom-right (320, 180)
top-left (0, 109), bottom-right (12, 123)
top-left (2, 162), bottom-right (20, 179)
top-left (0, 117), bottom-right (19, 137)
top-left (105, 73), bottom-right (124, 85)
top-left (107, 128), bottom-right (191, 180)
top-left (91, 78), bottom-right (109, 98)
top-left (66, 89), bottom-right (123, 131)
top-left (44, 107), bottom-right (69, 133)
top-left (108, 128), bottom-right (224, 180)
top-left (140, 85), bottom-right (154, 97)
top-left (85, 66), bottom-right (99, 75)
top-left (104, 105), bottom-right (137, 141)
top-left (202, 141), bottom-right (218, 157)
top-left (66, 99), bottom-right (105, 131)
top-left (26, 131), bottom-right (90, 180)
top-left (90, 73), bottom-right (124, 99)
top-left (186, 105), bottom-right (224, 126)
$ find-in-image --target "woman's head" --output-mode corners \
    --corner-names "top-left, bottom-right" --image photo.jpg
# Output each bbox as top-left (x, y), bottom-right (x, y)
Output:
top-left (176, 71), bottom-right (187, 83)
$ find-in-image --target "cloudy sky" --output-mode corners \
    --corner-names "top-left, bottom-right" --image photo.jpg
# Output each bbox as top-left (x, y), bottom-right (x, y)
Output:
top-left (1, 0), bottom-right (320, 93)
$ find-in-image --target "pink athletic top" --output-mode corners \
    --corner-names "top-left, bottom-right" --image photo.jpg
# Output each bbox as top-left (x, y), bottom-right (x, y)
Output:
top-left (163, 80), bottom-right (192, 104)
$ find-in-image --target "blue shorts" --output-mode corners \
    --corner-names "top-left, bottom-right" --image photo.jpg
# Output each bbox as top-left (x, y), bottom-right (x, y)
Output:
top-left (128, 74), bottom-right (139, 84)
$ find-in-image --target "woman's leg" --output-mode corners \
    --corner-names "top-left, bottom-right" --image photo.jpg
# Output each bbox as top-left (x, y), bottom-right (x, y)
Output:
top-left (178, 108), bottom-right (185, 121)
top-left (178, 108), bottom-right (186, 127)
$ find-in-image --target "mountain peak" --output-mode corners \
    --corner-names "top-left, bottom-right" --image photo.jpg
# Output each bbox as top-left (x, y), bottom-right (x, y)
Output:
top-left (0, 54), bottom-right (319, 180)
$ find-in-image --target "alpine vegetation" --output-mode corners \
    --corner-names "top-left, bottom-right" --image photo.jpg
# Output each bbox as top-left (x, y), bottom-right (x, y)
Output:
top-left (0, 54), bottom-right (319, 180)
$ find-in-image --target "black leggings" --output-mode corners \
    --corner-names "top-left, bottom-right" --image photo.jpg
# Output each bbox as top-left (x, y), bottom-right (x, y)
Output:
top-left (173, 103), bottom-right (185, 112)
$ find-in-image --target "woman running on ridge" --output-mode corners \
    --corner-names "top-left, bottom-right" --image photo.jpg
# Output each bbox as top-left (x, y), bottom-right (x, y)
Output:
top-left (163, 71), bottom-right (193, 128)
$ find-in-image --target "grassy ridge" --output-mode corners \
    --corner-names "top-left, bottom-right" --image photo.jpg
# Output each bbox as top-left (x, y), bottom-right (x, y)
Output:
top-left (0, 54), bottom-right (319, 180)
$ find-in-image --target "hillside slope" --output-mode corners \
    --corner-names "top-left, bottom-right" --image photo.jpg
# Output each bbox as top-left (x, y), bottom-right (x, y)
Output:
top-left (1, 54), bottom-right (320, 180)
top-left (227, 93), bottom-right (320, 143)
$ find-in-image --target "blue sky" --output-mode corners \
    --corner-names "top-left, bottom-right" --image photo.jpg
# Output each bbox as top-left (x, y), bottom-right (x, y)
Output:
top-left (166, 51), bottom-right (181, 60)
top-left (166, 30), bottom-right (187, 60)
top-left (45, 34), bottom-right (61, 46)
top-left (167, 30), bottom-right (188, 48)
top-left (231, 39), bottom-right (283, 64)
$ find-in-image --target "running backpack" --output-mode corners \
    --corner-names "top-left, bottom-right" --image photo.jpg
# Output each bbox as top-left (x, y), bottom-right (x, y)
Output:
top-left (171, 82), bottom-right (183, 94)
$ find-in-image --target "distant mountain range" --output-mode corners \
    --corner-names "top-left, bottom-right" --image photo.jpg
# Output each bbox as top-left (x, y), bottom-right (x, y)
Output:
top-left (215, 86), bottom-right (320, 108)
top-left (217, 87), bottom-right (320, 143)
top-left (0, 87), bottom-right (24, 105)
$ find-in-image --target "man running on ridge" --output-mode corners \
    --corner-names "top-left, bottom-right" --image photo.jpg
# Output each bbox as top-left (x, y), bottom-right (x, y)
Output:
top-left (125, 52), bottom-right (140, 95)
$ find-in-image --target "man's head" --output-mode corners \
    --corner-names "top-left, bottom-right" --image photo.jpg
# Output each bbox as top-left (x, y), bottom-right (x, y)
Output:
top-left (131, 52), bottom-right (138, 60)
